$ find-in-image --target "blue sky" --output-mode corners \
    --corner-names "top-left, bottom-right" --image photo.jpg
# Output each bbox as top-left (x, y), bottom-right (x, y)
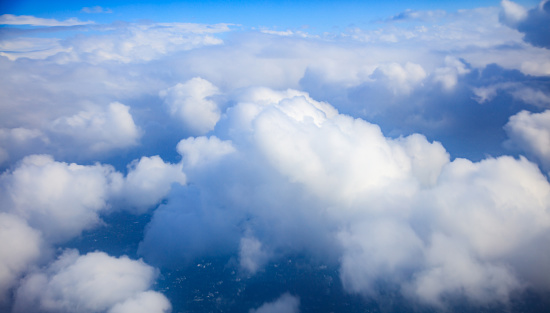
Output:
top-left (1, 1), bottom-right (550, 313)
top-left (1, 0), bottom-right (541, 31)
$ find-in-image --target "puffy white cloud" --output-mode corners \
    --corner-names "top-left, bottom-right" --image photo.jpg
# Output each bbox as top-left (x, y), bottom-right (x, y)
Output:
top-left (114, 155), bottom-right (186, 214)
top-left (249, 293), bottom-right (300, 313)
top-left (0, 155), bottom-right (122, 243)
top-left (177, 136), bottom-right (236, 168)
top-left (0, 213), bottom-right (43, 303)
top-left (13, 250), bottom-right (170, 313)
top-left (51, 102), bottom-right (142, 153)
top-left (160, 78), bottom-right (222, 134)
top-left (0, 153), bottom-right (186, 242)
top-left (141, 87), bottom-right (550, 309)
top-left (505, 110), bottom-right (550, 169)
top-left (406, 233), bottom-right (521, 307)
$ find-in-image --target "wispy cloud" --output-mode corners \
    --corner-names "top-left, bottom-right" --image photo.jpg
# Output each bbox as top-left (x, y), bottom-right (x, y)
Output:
top-left (0, 14), bottom-right (93, 26)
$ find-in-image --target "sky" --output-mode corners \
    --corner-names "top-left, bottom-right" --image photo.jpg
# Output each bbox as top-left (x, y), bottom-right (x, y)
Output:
top-left (1, 1), bottom-right (550, 313)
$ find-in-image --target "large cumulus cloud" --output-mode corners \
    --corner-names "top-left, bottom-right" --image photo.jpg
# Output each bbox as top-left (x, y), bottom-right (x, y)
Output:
top-left (139, 86), bottom-right (550, 308)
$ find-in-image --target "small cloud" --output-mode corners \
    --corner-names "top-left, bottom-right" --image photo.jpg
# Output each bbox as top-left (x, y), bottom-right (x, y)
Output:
top-left (81, 6), bottom-right (113, 14)
top-left (249, 293), bottom-right (300, 313)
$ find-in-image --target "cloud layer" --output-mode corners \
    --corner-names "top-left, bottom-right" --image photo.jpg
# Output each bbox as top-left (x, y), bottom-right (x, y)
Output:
top-left (1, 1), bottom-right (550, 312)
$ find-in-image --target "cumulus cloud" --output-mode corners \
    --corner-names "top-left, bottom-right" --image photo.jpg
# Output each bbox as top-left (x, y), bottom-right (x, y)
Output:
top-left (51, 102), bottom-right (142, 154)
top-left (249, 293), bottom-right (300, 313)
top-left (13, 250), bottom-right (170, 313)
top-left (177, 136), bottom-right (236, 167)
top-left (140, 87), bottom-right (550, 309)
top-left (505, 110), bottom-right (550, 169)
top-left (0, 154), bottom-right (185, 242)
top-left (160, 78), bottom-right (222, 134)
top-left (0, 155), bottom-right (121, 242)
top-left (113, 155), bottom-right (186, 214)
top-left (0, 213), bottom-right (43, 303)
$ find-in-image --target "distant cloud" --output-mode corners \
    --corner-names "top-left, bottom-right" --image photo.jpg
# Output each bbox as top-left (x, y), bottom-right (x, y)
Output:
top-left (0, 14), bottom-right (93, 26)
top-left (501, 0), bottom-right (550, 48)
top-left (505, 110), bottom-right (550, 169)
top-left (81, 6), bottom-right (113, 14)
top-left (249, 293), bottom-right (300, 313)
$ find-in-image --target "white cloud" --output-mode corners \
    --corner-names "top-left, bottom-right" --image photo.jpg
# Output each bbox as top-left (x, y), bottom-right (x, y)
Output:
top-left (114, 155), bottom-right (186, 214)
top-left (0, 154), bottom-right (186, 242)
top-left (177, 136), bottom-right (236, 167)
top-left (108, 291), bottom-right (171, 313)
top-left (239, 235), bottom-right (271, 275)
top-left (13, 250), bottom-right (170, 313)
top-left (0, 155), bottom-right (122, 243)
top-left (141, 87), bottom-right (550, 308)
top-left (505, 110), bottom-right (550, 169)
top-left (502, 0), bottom-right (550, 48)
top-left (370, 62), bottom-right (427, 95)
top-left (0, 213), bottom-right (43, 303)
top-left (249, 293), bottom-right (300, 313)
top-left (0, 14), bottom-right (93, 26)
top-left (2, 3), bottom-right (550, 312)
top-left (160, 78), bottom-right (222, 134)
top-left (500, 0), bottom-right (528, 26)
top-left (51, 102), bottom-right (141, 153)
top-left (0, 128), bottom-right (48, 165)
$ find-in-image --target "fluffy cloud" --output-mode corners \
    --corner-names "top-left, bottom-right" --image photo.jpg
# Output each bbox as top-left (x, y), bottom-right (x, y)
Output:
top-left (249, 293), bottom-right (300, 313)
top-left (114, 155), bottom-right (186, 214)
top-left (0, 154), bottom-right (185, 242)
top-left (0, 213), bottom-right (43, 303)
top-left (505, 110), bottom-right (550, 169)
top-left (177, 136), bottom-right (236, 168)
top-left (13, 250), bottom-right (170, 313)
top-left (160, 78), bottom-right (222, 135)
top-left (140, 87), bottom-right (550, 309)
top-left (51, 102), bottom-right (142, 154)
top-left (0, 155), bottom-right (121, 242)
top-left (501, 0), bottom-right (550, 48)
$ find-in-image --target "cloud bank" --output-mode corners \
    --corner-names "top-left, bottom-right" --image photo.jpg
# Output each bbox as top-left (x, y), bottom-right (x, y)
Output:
top-left (1, 1), bottom-right (550, 312)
